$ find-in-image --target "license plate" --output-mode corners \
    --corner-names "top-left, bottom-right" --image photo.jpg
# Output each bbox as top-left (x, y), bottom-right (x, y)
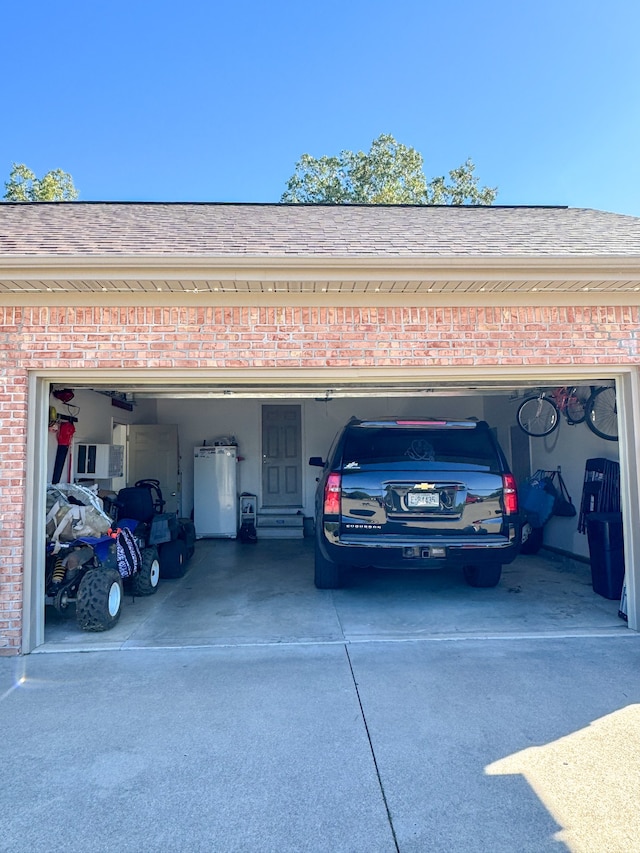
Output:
top-left (407, 491), bottom-right (440, 508)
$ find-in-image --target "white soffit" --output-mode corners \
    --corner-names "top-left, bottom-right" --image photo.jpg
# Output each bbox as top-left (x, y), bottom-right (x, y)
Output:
top-left (2, 255), bottom-right (640, 295)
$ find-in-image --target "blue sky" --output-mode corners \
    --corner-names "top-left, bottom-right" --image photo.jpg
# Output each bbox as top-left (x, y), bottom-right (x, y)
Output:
top-left (3, 1), bottom-right (640, 215)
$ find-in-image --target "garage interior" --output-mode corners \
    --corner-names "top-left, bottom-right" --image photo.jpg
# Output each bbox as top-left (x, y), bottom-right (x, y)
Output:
top-left (37, 371), bottom-right (628, 652)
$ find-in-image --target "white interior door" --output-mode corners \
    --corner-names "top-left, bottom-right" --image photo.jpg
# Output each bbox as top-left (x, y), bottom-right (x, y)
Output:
top-left (261, 405), bottom-right (302, 507)
top-left (128, 424), bottom-right (181, 515)
top-left (111, 422), bottom-right (128, 493)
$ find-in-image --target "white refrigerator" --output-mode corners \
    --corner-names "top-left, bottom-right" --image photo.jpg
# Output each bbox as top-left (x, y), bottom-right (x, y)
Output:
top-left (193, 446), bottom-right (238, 538)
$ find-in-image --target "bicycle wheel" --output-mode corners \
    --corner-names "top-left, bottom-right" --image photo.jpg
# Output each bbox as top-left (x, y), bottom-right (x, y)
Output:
top-left (516, 396), bottom-right (559, 437)
top-left (564, 388), bottom-right (588, 425)
top-left (585, 386), bottom-right (618, 441)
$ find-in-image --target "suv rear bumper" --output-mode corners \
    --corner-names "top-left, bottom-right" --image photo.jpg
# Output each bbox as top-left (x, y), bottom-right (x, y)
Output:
top-left (319, 526), bottom-right (521, 570)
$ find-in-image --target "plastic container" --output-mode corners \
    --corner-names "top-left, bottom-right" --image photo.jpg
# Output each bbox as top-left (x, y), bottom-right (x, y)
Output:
top-left (586, 512), bottom-right (625, 600)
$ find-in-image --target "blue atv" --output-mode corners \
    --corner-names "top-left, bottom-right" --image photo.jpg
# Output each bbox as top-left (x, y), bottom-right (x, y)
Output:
top-left (113, 479), bottom-right (196, 580)
top-left (45, 480), bottom-right (196, 632)
top-left (45, 538), bottom-right (124, 632)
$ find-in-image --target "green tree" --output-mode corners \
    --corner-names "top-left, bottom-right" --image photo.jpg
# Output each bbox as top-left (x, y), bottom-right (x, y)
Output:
top-left (281, 134), bottom-right (496, 205)
top-left (3, 163), bottom-right (78, 201)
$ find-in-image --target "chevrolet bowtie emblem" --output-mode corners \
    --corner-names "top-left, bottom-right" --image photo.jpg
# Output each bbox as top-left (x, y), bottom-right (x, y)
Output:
top-left (415, 483), bottom-right (436, 490)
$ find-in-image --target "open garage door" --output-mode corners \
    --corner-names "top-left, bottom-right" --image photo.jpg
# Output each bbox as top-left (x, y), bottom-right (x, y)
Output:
top-left (24, 368), bottom-right (637, 652)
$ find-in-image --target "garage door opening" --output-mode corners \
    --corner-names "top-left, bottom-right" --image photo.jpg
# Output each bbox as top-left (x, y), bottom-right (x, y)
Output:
top-left (26, 370), bottom-right (636, 653)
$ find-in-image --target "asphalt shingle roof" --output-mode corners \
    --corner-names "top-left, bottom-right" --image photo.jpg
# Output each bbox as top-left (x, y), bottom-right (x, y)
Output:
top-left (1, 202), bottom-right (640, 259)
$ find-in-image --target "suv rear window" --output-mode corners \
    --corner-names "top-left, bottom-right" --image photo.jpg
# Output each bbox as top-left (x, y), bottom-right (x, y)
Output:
top-left (342, 427), bottom-right (499, 471)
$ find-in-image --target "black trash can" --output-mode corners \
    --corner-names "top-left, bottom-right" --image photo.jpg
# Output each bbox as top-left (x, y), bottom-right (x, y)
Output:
top-left (586, 512), bottom-right (625, 600)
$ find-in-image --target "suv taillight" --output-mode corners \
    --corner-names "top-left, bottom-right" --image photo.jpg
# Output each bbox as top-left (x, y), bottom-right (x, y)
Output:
top-left (324, 473), bottom-right (342, 515)
top-left (502, 473), bottom-right (518, 515)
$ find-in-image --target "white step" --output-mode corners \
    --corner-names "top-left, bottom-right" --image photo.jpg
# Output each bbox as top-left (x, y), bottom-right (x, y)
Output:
top-left (257, 527), bottom-right (304, 539)
top-left (257, 513), bottom-right (304, 538)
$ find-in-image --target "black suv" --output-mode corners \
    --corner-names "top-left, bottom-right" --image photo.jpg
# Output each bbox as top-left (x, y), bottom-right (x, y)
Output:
top-left (309, 417), bottom-right (520, 589)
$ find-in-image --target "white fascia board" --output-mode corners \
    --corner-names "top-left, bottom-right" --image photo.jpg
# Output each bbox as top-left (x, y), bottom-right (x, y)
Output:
top-left (2, 253), bottom-right (640, 284)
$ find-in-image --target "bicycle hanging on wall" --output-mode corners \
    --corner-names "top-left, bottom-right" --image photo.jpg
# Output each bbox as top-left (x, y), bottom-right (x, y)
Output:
top-left (516, 385), bottom-right (618, 442)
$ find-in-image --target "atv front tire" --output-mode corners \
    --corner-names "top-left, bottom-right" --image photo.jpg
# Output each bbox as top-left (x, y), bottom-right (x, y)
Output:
top-left (131, 547), bottom-right (160, 596)
top-left (76, 568), bottom-right (123, 631)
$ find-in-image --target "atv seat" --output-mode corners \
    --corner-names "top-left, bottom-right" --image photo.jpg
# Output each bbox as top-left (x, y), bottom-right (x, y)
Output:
top-left (116, 486), bottom-right (155, 523)
top-left (116, 482), bottom-right (177, 547)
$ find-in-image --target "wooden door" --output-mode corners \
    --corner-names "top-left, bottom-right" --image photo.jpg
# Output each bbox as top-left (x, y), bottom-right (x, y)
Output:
top-left (261, 405), bottom-right (302, 507)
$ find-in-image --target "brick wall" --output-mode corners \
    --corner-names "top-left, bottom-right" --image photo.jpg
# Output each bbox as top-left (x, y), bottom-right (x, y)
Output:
top-left (1, 303), bottom-right (639, 652)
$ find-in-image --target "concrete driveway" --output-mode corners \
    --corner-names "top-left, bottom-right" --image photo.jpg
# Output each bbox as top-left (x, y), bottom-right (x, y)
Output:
top-left (3, 541), bottom-right (638, 852)
top-left (2, 636), bottom-right (640, 852)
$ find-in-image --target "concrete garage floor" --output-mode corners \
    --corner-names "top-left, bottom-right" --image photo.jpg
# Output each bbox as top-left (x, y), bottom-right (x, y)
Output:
top-left (41, 538), bottom-right (627, 652)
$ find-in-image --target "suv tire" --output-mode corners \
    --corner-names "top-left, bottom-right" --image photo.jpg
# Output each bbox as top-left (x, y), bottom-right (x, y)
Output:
top-left (314, 541), bottom-right (344, 589)
top-left (463, 563), bottom-right (502, 588)
top-left (521, 524), bottom-right (543, 555)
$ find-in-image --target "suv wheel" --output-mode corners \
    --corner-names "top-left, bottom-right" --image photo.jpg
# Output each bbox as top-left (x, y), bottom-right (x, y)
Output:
top-left (463, 563), bottom-right (502, 588)
top-left (520, 524), bottom-right (543, 555)
top-left (314, 541), bottom-right (344, 589)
